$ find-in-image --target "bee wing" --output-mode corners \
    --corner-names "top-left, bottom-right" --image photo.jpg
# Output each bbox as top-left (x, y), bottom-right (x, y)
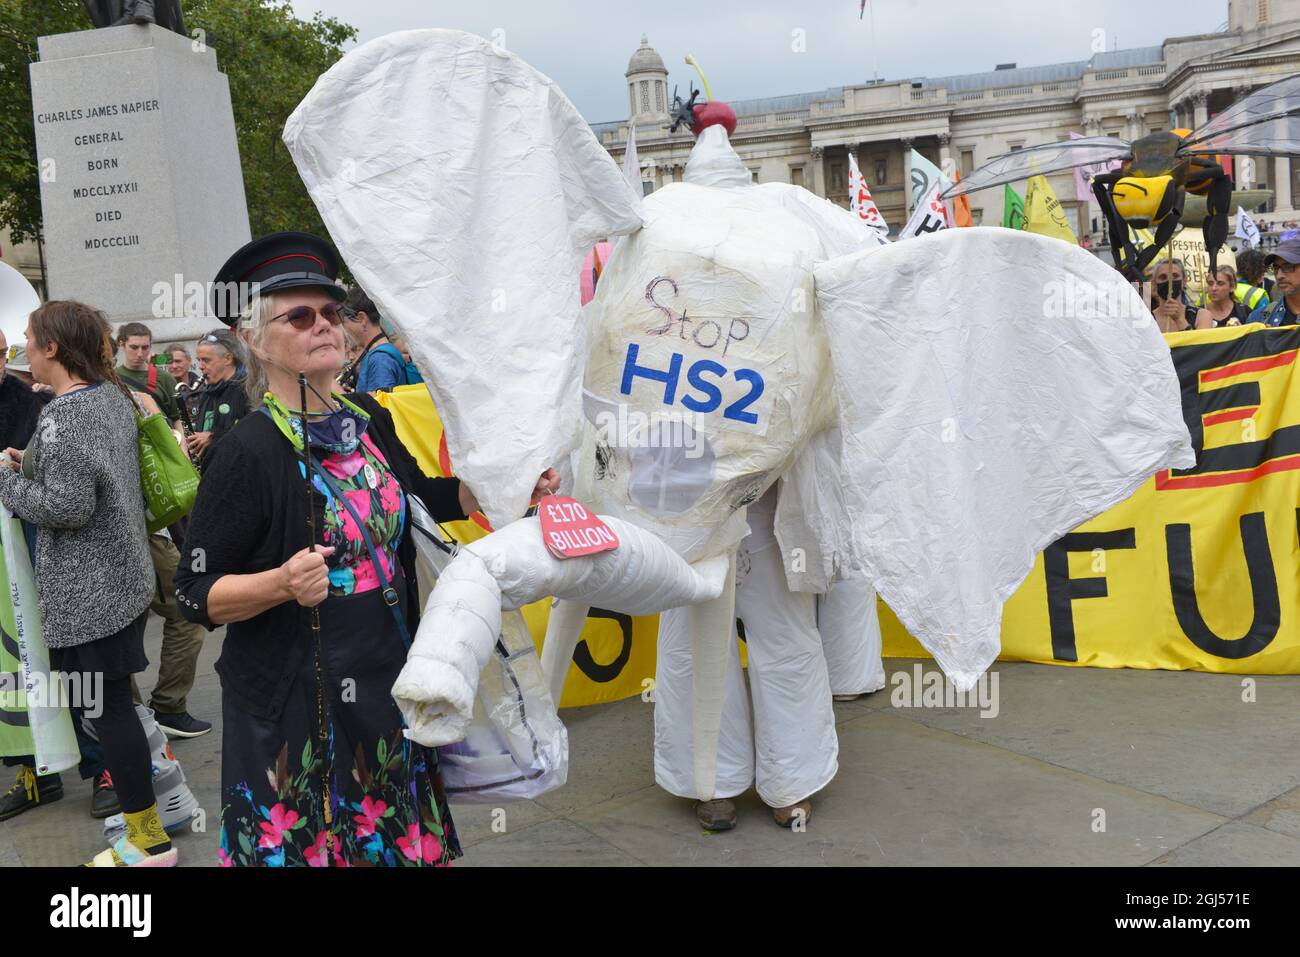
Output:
top-left (940, 138), bottom-right (1132, 199)
top-left (1179, 116), bottom-right (1300, 158)
top-left (1181, 73), bottom-right (1300, 156)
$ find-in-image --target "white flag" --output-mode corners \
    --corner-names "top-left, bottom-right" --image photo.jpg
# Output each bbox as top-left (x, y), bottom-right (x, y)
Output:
top-left (898, 180), bottom-right (952, 240)
top-left (623, 122), bottom-right (641, 195)
top-left (1236, 206), bottom-right (1261, 248)
top-left (848, 152), bottom-right (889, 236)
top-left (910, 149), bottom-right (950, 210)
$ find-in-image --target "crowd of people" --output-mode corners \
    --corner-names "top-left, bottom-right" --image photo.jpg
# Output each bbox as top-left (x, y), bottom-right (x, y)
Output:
top-left (1147, 241), bottom-right (1300, 332)
top-left (5, 224), bottom-right (1292, 868)
top-left (0, 230), bottom-right (559, 867)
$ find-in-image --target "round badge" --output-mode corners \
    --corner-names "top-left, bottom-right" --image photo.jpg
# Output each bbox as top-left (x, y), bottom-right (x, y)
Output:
top-left (218, 403), bottom-right (231, 415)
top-left (364, 463), bottom-right (378, 489)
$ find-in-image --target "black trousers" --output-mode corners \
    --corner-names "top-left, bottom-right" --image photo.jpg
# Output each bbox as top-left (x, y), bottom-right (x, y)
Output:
top-left (50, 612), bottom-right (154, 815)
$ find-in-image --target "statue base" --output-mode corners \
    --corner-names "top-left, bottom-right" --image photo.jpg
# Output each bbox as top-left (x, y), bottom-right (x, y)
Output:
top-left (30, 23), bottom-right (251, 340)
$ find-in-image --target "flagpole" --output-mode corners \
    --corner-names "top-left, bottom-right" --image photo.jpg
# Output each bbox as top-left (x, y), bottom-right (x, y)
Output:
top-left (869, 1), bottom-right (879, 84)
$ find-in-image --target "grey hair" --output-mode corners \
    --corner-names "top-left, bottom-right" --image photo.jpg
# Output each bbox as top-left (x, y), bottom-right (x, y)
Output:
top-left (237, 293), bottom-right (277, 409)
top-left (198, 328), bottom-right (250, 378)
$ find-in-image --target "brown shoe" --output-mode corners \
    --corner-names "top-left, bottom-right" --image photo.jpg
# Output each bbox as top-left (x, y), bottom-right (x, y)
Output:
top-left (694, 798), bottom-right (737, 831)
top-left (772, 799), bottom-right (812, 828)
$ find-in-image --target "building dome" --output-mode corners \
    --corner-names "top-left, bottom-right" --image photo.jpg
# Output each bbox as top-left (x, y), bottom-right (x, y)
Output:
top-left (626, 35), bottom-right (667, 76)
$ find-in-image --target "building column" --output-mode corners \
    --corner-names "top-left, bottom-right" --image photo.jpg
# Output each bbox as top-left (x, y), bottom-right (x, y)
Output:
top-left (1083, 115), bottom-right (1102, 137)
top-left (1192, 90), bottom-right (1209, 130)
top-left (937, 132), bottom-right (952, 177)
top-left (810, 146), bottom-right (826, 199)
top-left (1275, 156), bottom-right (1292, 211)
top-left (1126, 110), bottom-right (1142, 141)
top-left (900, 137), bottom-right (914, 217)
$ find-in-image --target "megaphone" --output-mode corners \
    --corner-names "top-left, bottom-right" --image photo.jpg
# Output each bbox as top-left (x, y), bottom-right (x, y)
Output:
top-left (0, 259), bottom-right (39, 347)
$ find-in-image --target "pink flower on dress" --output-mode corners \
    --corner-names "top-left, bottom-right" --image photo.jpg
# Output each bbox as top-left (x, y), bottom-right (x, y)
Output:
top-left (343, 488), bottom-right (372, 522)
top-left (352, 558), bottom-right (381, 593)
top-left (217, 847), bottom-right (233, 868)
top-left (377, 475), bottom-right (401, 514)
top-left (305, 830), bottom-right (330, 867)
top-left (257, 803), bottom-right (299, 849)
top-left (340, 516), bottom-right (365, 549)
top-left (396, 823), bottom-right (442, 864)
top-left (305, 830), bottom-right (350, 867)
top-left (353, 795), bottom-right (388, 838)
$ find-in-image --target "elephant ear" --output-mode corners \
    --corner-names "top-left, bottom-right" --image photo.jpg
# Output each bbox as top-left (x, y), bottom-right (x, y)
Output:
top-left (813, 228), bottom-right (1194, 689)
top-left (284, 29), bottom-right (644, 528)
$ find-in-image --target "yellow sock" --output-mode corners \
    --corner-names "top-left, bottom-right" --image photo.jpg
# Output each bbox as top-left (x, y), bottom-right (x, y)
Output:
top-left (124, 805), bottom-right (171, 854)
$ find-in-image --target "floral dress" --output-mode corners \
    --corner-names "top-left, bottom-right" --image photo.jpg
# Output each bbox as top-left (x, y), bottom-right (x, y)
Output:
top-left (218, 431), bottom-right (461, 867)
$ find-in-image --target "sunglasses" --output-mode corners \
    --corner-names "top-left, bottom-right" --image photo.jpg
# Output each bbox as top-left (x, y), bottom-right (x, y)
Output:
top-left (269, 302), bottom-right (345, 331)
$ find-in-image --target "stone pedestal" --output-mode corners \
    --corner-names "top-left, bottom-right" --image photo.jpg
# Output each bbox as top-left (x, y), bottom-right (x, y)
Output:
top-left (30, 24), bottom-right (250, 340)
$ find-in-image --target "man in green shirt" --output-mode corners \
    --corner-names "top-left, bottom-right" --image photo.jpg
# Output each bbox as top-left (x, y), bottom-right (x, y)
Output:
top-left (115, 321), bottom-right (182, 423)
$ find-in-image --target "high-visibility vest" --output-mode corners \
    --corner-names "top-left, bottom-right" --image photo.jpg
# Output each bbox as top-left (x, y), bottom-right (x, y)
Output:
top-left (1235, 281), bottom-right (1268, 310)
top-left (1196, 282), bottom-right (1270, 310)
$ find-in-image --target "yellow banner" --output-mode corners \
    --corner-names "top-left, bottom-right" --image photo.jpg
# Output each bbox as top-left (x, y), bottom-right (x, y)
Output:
top-left (382, 322), bottom-right (1299, 706)
top-left (375, 386), bottom-right (657, 707)
top-left (884, 323), bottom-right (1300, 675)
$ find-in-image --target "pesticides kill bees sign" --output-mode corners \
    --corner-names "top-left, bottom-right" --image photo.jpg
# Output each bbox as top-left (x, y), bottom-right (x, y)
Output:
top-left (1164, 227), bottom-right (1237, 296)
top-left (883, 323), bottom-right (1300, 677)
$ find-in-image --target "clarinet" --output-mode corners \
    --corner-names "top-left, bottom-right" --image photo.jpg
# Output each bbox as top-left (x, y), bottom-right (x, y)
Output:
top-left (177, 373), bottom-right (206, 463)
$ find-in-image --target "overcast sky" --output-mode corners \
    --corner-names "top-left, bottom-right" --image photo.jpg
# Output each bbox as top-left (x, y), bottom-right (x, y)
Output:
top-left (287, 1), bottom-right (1229, 122)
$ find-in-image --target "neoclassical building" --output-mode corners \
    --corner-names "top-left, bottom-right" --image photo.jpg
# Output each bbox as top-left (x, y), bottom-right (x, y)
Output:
top-left (594, 0), bottom-right (1300, 239)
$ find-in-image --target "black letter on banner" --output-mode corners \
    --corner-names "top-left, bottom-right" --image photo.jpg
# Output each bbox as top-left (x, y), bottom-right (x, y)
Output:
top-left (573, 608), bottom-right (633, 683)
top-left (0, 629), bottom-right (29, 729)
top-left (1166, 513), bottom-right (1280, 659)
top-left (1044, 530), bottom-right (1137, 661)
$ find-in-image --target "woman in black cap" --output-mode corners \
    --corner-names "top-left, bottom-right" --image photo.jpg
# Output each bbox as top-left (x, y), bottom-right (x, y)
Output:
top-left (185, 329), bottom-right (250, 470)
top-left (175, 232), bottom-right (558, 867)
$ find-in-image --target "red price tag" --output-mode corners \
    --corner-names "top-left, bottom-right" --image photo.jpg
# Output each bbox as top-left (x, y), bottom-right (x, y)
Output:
top-left (539, 496), bottom-right (620, 559)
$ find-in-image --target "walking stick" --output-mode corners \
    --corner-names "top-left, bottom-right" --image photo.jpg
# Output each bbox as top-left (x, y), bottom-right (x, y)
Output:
top-left (299, 371), bottom-right (335, 862)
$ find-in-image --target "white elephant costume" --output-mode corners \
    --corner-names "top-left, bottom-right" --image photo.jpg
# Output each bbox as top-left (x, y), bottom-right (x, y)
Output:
top-left (655, 486), bottom-right (840, 810)
top-left (283, 30), bottom-right (1194, 809)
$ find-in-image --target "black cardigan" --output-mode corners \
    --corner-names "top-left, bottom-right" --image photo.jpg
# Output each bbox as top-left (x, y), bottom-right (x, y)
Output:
top-left (173, 392), bottom-right (465, 720)
top-left (0, 374), bottom-right (49, 450)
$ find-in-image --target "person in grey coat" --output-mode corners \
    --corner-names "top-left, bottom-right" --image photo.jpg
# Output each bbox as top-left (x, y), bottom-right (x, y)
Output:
top-left (0, 301), bottom-right (177, 867)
